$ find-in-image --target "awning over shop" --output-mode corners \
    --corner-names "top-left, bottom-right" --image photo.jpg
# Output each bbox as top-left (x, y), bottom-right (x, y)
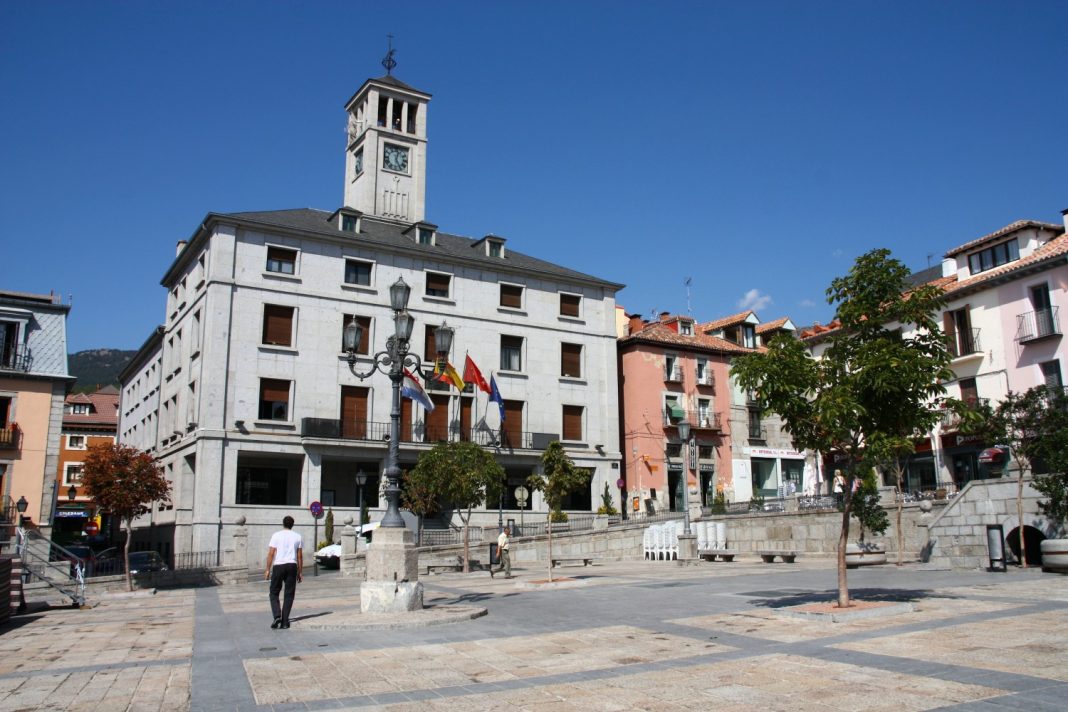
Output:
top-left (667, 403), bottom-right (685, 420)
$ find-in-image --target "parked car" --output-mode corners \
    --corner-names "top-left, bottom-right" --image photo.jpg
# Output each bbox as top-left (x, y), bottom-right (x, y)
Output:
top-left (315, 543), bottom-right (341, 569)
top-left (128, 551), bottom-right (168, 574)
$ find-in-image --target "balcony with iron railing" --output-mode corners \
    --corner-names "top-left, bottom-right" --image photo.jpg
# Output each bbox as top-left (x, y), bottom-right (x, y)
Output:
top-left (662, 409), bottom-right (721, 432)
top-left (941, 398), bottom-right (989, 430)
top-left (664, 365), bottom-right (683, 382)
top-left (947, 328), bottom-right (982, 359)
top-left (300, 418), bottom-right (540, 451)
top-left (0, 423), bottom-right (19, 450)
top-left (695, 372), bottom-right (716, 391)
top-left (1016, 307), bottom-right (1061, 344)
top-left (0, 344), bottom-right (31, 372)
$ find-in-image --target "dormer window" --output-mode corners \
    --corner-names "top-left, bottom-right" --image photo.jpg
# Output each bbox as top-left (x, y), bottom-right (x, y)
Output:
top-left (488, 241), bottom-right (503, 257)
top-left (743, 325), bottom-right (756, 349)
top-left (679, 320), bottom-right (693, 336)
top-left (968, 238), bottom-right (1019, 275)
top-left (341, 214), bottom-right (359, 233)
top-left (418, 227), bottom-right (435, 245)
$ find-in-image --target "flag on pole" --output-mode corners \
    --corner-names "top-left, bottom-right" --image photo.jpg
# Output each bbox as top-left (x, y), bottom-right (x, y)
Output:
top-left (434, 360), bottom-right (465, 390)
top-left (463, 354), bottom-right (491, 394)
top-left (401, 368), bottom-right (435, 411)
top-left (489, 374), bottom-right (505, 422)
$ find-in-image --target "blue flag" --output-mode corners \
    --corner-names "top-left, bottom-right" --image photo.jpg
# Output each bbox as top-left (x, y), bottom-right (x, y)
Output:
top-left (489, 375), bottom-right (505, 422)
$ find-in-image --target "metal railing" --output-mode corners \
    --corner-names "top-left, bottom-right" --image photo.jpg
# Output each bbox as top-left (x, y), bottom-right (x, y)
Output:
top-left (703, 497), bottom-right (787, 516)
top-left (1016, 307), bottom-right (1061, 342)
top-left (300, 418), bottom-right (542, 451)
top-left (663, 410), bottom-right (722, 431)
top-left (0, 424), bottom-right (19, 449)
top-left (0, 494), bottom-right (14, 524)
top-left (624, 510), bottom-right (685, 525)
top-left (947, 328), bottom-right (982, 358)
top-left (174, 550), bottom-right (220, 570)
top-left (419, 527), bottom-right (484, 547)
top-left (0, 344), bottom-right (31, 372)
top-left (15, 528), bottom-right (87, 605)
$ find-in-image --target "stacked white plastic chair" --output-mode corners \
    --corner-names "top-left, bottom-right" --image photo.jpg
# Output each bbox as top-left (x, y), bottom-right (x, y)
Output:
top-left (715, 521), bottom-right (727, 550)
top-left (696, 521), bottom-right (711, 551)
top-left (643, 526), bottom-right (655, 560)
top-left (670, 519), bottom-right (685, 560)
top-left (659, 524), bottom-right (673, 560)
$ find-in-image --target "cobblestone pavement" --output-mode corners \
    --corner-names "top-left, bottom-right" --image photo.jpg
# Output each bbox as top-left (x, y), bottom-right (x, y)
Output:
top-left (2, 558), bottom-right (1067, 711)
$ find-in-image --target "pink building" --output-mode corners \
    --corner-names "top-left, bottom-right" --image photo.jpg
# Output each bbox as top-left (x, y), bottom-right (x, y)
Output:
top-left (617, 313), bottom-right (747, 515)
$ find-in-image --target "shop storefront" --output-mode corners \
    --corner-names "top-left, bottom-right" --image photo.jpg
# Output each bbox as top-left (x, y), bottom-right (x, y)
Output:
top-left (747, 446), bottom-right (805, 497)
top-left (940, 431), bottom-right (998, 488)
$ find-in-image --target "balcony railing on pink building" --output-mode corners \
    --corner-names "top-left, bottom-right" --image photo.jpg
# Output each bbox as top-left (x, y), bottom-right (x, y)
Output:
top-left (1016, 307), bottom-right (1061, 343)
top-left (947, 328), bottom-right (982, 359)
top-left (663, 410), bottom-right (722, 432)
top-left (0, 424), bottom-right (19, 450)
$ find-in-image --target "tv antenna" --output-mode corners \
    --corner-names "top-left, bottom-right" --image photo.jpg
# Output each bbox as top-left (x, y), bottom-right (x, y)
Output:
top-left (684, 277), bottom-right (693, 316)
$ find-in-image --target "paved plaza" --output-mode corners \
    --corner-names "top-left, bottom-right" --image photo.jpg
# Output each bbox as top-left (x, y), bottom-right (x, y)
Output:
top-left (1, 558), bottom-right (1067, 711)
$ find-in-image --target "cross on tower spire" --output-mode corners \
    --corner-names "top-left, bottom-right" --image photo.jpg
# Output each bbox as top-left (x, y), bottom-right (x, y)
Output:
top-left (382, 34), bottom-right (397, 75)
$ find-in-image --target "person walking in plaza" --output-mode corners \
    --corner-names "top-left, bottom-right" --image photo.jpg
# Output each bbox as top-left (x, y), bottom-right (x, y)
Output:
top-left (264, 515), bottom-right (303, 629)
top-left (490, 525), bottom-right (512, 578)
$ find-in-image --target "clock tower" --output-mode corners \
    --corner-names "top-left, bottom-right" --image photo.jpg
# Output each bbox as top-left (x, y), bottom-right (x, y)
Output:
top-left (342, 72), bottom-right (431, 223)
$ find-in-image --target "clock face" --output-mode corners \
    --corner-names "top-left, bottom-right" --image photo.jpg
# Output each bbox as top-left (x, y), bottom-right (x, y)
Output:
top-left (383, 144), bottom-right (409, 173)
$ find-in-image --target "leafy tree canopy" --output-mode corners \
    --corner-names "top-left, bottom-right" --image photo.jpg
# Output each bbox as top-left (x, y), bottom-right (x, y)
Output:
top-left (82, 443), bottom-right (171, 523)
top-left (527, 441), bottom-right (589, 515)
top-left (407, 441), bottom-right (504, 518)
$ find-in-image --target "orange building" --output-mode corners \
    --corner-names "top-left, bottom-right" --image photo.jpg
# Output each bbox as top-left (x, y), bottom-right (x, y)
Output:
top-left (53, 386), bottom-right (118, 544)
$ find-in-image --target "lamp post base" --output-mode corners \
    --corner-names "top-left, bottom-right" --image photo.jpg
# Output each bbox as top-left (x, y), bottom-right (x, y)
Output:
top-left (677, 533), bottom-right (698, 561)
top-left (361, 526), bottom-right (423, 613)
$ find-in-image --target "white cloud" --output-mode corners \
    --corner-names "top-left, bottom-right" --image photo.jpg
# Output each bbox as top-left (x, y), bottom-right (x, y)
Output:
top-left (737, 288), bottom-right (772, 311)
top-left (832, 248), bottom-right (844, 258)
top-left (798, 298), bottom-right (816, 308)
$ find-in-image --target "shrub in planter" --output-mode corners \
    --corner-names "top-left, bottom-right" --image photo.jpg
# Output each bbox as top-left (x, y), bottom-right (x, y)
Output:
top-left (846, 468), bottom-right (889, 568)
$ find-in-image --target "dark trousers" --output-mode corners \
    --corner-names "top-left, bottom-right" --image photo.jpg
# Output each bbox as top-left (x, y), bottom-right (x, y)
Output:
top-left (269, 563), bottom-right (298, 621)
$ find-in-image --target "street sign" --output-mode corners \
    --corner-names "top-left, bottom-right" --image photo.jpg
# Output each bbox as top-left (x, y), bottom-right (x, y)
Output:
top-left (616, 478), bottom-right (625, 489)
top-left (309, 501), bottom-right (324, 518)
top-left (514, 486), bottom-right (528, 504)
top-left (85, 521), bottom-right (99, 536)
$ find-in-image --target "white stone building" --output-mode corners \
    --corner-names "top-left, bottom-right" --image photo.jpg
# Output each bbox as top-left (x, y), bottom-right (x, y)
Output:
top-left (118, 73), bottom-right (624, 564)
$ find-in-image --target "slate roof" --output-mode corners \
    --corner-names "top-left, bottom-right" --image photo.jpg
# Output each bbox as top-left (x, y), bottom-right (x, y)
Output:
top-left (619, 322), bottom-right (754, 355)
top-left (944, 220), bottom-right (1063, 257)
top-left (210, 208), bottom-right (624, 290)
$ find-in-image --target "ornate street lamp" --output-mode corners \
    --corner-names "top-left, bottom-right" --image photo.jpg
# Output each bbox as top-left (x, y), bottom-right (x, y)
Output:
top-left (343, 277), bottom-right (454, 529)
top-left (676, 420), bottom-right (692, 535)
top-left (16, 495), bottom-right (28, 527)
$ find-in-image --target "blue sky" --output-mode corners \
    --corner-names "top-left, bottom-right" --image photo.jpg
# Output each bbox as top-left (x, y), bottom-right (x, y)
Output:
top-left (2, 1), bottom-right (1066, 352)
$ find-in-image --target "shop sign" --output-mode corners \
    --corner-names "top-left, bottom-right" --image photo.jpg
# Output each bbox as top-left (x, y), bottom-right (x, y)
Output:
top-left (745, 446), bottom-right (804, 459)
top-left (55, 509), bottom-right (89, 519)
top-left (941, 432), bottom-right (983, 450)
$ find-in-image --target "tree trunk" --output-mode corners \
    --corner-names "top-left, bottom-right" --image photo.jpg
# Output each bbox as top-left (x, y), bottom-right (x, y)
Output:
top-left (123, 520), bottom-right (133, 593)
top-left (460, 509), bottom-right (470, 573)
top-left (547, 516), bottom-right (554, 583)
top-left (895, 464), bottom-right (904, 566)
top-left (837, 487), bottom-right (852, 608)
top-left (1017, 465), bottom-right (1026, 567)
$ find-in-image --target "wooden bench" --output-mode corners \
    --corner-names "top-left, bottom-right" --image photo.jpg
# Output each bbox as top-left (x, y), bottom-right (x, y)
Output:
top-left (550, 557), bottom-right (596, 568)
top-left (758, 551), bottom-right (798, 564)
top-left (421, 555), bottom-right (463, 574)
top-left (699, 549), bottom-right (738, 562)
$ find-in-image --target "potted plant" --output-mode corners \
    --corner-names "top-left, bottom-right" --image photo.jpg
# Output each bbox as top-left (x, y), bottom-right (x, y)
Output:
top-left (845, 467), bottom-right (890, 568)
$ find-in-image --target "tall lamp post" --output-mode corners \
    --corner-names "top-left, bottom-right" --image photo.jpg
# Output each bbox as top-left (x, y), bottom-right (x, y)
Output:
top-left (676, 420), bottom-right (692, 535)
top-left (355, 469), bottom-right (368, 524)
top-left (343, 277), bottom-right (453, 613)
top-left (343, 277), bottom-right (453, 529)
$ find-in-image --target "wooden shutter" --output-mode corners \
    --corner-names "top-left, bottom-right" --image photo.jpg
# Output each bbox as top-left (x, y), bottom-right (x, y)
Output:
top-left (426, 272), bottom-right (450, 296)
top-left (424, 326), bottom-right (437, 360)
top-left (959, 378), bottom-right (978, 406)
top-left (260, 379), bottom-right (289, 403)
top-left (502, 400), bottom-right (523, 448)
top-left (561, 343), bottom-right (582, 378)
top-left (562, 405), bottom-right (583, 441)
top-left (262, 305), bottom-right (293, 346)
top-left (426, 394), bottom-right (450, 441)
top-left (266, 246), bottom-right (295, 272)
top-left (560, 293), bottom-right (580, 317)
top-left (340, 386), bottom-right (368, 439)
top-left (500, 284), bottom-right (523, 309)
top-left (400, 399), bottom-right (413, 442)
top-left (459, 397), bottom-right (473, 441)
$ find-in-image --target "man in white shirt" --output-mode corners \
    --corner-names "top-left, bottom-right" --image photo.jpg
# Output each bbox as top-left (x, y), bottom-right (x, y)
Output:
top-left (264, 515), bottom-right (303, 629)
top-left (490, 526), bottom-right (511, 578)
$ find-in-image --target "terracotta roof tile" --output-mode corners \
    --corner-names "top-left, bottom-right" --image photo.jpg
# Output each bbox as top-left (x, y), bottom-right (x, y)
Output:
top-left (63, 388), bottom-right (119, 429)
top-left (619, 323), bottom-right (755, 355)
top-left (943, 232), bottom-right (1068, 295)
top-left (698, 310), bottom-right (755, 333)
top-left (944, 220), bottom-right (1063, 257)
top-left (756, 317), bottom-right (791, 334)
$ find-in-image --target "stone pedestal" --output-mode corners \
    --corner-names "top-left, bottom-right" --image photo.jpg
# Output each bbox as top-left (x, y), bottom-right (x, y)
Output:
top-left (361, 526), bottom-right (422, 613)
top-left (230, 524), bottom-right (248, 569)
top-left (340, 518), bottom-right (360, 577)
top-left (677, 533), bottom-right (698, 561)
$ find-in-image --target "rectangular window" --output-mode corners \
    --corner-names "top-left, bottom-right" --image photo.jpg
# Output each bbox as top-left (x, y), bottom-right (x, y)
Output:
top-left (665, 442), bottom-right (682, 459)
top-left (342, 315), bottom-right (371, 354)
top-left (562, 405), bottom-right (584, 441)
top-left (424, 325), bottom-right (437, 361)
top-left (697, 399), bottom-right (712, 427)
top-left (64, 463), bottom-right (84, 486)
top-left (500, 284), bottom-right (523, 309)
top-left (341, 214), bottom-right (359, 232)
top-left (259, 378), bottom-right (291, 421)
top-left (743, 325), bottom-right (756, 349)
top-left (561, 343), bottom-right (582, 378)
top-left (1041, 360), bottom-right (1063, 389)
top-left (262, 305), bottom-right (295, 347)
top-left (968, 239), bottom-right (1019, 275)
top-left (265, 246), bottom-right (297, 275)
top-left (665, 355), bottom-right (680, 381)
top-left (237, 466), bottom-right (293, 506)
top-left (560, 293), bottom-right (581, 318)
top-left (426, 272), bottom-right (451, 298)
top-left (748, 409), bottom-right (763, 439)
top-left (344, 259), bottom-right (372, 286)
top-left (488, 241), bottom-right (503, 257)
top-left (698, 445), bottom-right (714, 460)
top-left (501, 335), bottom-right (523, 371)
top-left (959, 377), bottom-right (978, 406)
top-left (67, 434), bottom-right (86, 450)
top-left (191, 310), bottom-right (201, 357)
top-left (418, 227), bottom-right (434, 245)
top-left (680, 321), bottom-right (693, 335)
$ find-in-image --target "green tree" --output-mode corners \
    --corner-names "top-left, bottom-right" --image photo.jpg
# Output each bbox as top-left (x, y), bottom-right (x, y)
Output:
top-left (733, 248), bottom-right (952, 607)
top-left (82, 443), bottom-right (171, 592)
top-left (406, 441), bottom-right (504, 572)
top-left (526, 441), bottom-right (590, 582)
top-left (401, 465), bottom-right (441, 546)
top-left (850, 467), bottom-right (889, 542)
top-left (597, 481), bottom-right (618, 516)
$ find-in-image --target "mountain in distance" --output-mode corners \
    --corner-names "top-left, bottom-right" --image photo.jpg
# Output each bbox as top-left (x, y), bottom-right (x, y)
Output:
top-left (68, 349), bottom-right (136, 393)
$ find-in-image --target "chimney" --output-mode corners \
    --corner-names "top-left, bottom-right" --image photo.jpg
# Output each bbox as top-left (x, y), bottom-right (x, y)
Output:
top-left (1061, 207), bottom-right (1068, 232)
top-left (628, 314), bottom-right (645, 334)
top-left (176, 240), bottom-right (188, 257)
